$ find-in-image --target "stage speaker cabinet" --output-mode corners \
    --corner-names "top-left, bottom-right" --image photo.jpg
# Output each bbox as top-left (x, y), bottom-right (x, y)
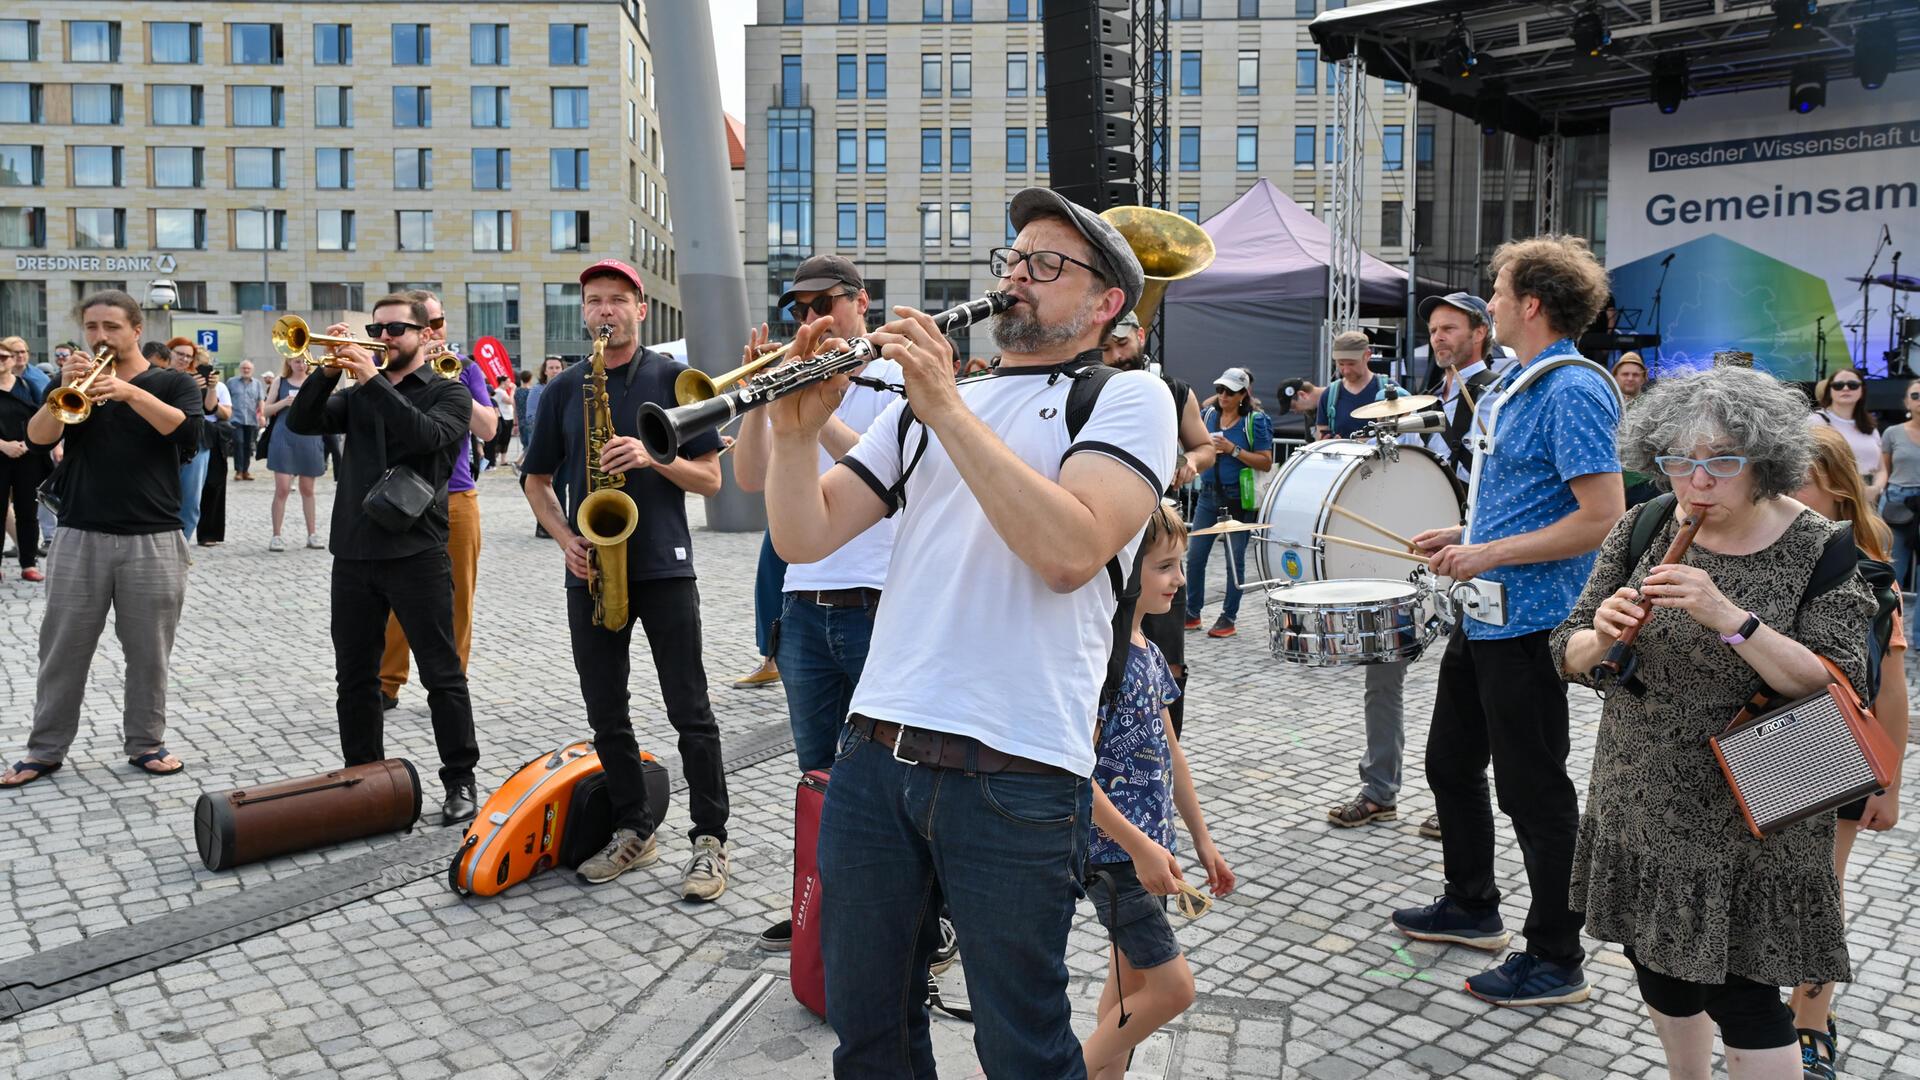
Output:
top-left (1042, 0), bottom-right (1137, 211)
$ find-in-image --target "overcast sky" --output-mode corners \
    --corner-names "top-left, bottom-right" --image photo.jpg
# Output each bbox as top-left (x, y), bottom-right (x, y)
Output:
top-left (709, 0), bottom-right (754, 119)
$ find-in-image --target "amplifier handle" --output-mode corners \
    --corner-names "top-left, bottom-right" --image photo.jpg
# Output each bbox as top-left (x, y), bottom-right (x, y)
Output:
top-left (233, 777), bottom-right (363, 804)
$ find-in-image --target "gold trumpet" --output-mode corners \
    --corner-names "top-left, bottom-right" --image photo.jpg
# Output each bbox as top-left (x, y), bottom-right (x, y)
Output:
top-left (421, 340), bottom-right (466, 379)
top-left (272, 314), bottom-right (391, 372)
top-left (46, 344), bottom-right (118, 425)
top-left (673, 341), bottom-right (798, 406)
top-left (1098, 205), bottom-right (1216, 329)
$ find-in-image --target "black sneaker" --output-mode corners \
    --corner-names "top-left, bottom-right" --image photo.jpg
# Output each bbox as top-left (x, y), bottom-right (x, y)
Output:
top-left (1391, 896), bottom-right (1512, 952)
top-left (380, 693), bottom-right (399, 712)
top-left (929, 916), bottom-right (959, 975)
top-left (1464, 951), bottom-right (1590, 1007)
top-left (757, 918), bottom-right (794, 952)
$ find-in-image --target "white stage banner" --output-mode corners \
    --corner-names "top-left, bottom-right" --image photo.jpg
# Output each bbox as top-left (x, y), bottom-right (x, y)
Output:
top-left (1606, 73), bottom-right (1920, 380)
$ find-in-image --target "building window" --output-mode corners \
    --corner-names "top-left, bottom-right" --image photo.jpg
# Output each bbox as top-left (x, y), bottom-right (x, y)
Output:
top-left (471, 86), bottom-right (509, 128)
top-left (1296, 50), bottom-right (1315, 93)
top-left (626, 40), bottom-right (636, 82)
top-left (1294, 124), bottom-right (1314, 168)
top-left (0, 21), bottom-right (38, 62)
top-left (0, 144), bottom-right (43, 186)
top-left (1006, 128), bottom-right (1028, 172)
top-left (951, 128), bottom-right (971, 173)
top-left (392, 23), bottom-right (429, 65)
top-left (315, 23), bottom-right (351, 65)
top-left (153, 208), bottom-right (205, 250)
top-left (1179, 51), bottom-right (1200, 95)
top-left (149, 23), bottom-right (200, 64)
top-left (838, 55), bottom-right (857, 98)
top-left (1009, 0), bottom-right (1029, 17)
top-left (1324, 124), bottom-right (1343, 165)
top-left (1237, 125), bottom-right (1258, 172)
top-left (921, 128), bottom-right (940, 172)
top-left (549, 23), bottom-right (587, 65)
top-left (472, 210), bottom-right (513, 252)
top-left (871, 0), bottom-right (890, 19)
top-left (920, 205), bottom-right (939, 246)
top-left (949, 202), bottom-right (970, 245)
top-left (232, 282), bottom-right (286, 312)
top-left (1241, 0), bottom-right (1261, 14)
top-left (70, 84), bottom-right (122, 125)
top-left (866, 55), bottom-right (887, 98)
top-left (394, 148), bottom-right (432, 190)
top-left (232, 147), bottom-right (283, 189)
top-left (1238, 51), bottom-right (1259, 94)
top-left (551, 209), bottom-right (589, 251)
top-left (923, 0), bottom-right (942, 21)
top-left (67, 21), bottom-right (120, 63)
top-left (393, 86), bottom-right (430, 127)
top-left (471, 24), bottom-right (508, 65)
top-left (231, 86), bottom-right (284, 127)
top-left (1417, 123), bottom-right (1434, 165)
top-left (768, 194), bottom-right (811, 250)
top-left (227, 23), bottom-right (281, 65)
top-left (550, 148), bottom-right (587, 189)
top-left (785, 0), bottom-right (806, 22)
top-left (473, 148), bottom-right (510, 190)
top-left (151, 146), bottom-right (202, 188)
top-left (866, 203), bottom-right (886, 245)
top-left (1382, 124), bottom-right (1404, 171)
top-left (1037, 126), bottom-right (1048, 170)
top-left (1037, 52), bottom-right (1046, 90)
top-left (236, 210), bottom-right (286, 251)
top-left (1179, 126), bottom-right (1200, 172)
top-left (1178, 200), bottom-right (1200, 223)
top-left (955, 0), bottom-right (973, 19)
top-left (551, 87), bottom-right (588, 128)
top-left (1380, 200), bottom-right (1402, 247)
top-left (73, 207), bottom-right (124, 248)
top-left (837, 202), bottom-right (857, 246)
top-left (922, 54), bottom-right (940, 96)
top-left (841, 0), bottom-right (860, 22)
top-left (627, 100), bottom-right (637, 142)
top-left (1007, 55), bottom-right (1027, 97)
top-left (312, 281), bottom-right (363, 308)
top-left (837, 129), bottom-right (857, 173)
top-left (149, 85), bottom-right (202, 126)
top-left (544, 283), bottom-right (581, 339)
top-left (317, 87), bottom-right (352, 128)
top-left (1173, 0), bottom-right (1202, 16)
top-left (71, 146), bottom-right (120, 187)
top-left (1296, 0), bottom-right (1316, 16)
top-left (0, 207), bottom-right (45, 247)
top-left (866, 128), bottom-right (886, 172)
top-left (0, 83), bottom-right (43, 125)
top-left (316, 147), bottom-right (354, 189)
top-left (781, 56), bottom-right (803, 106)
top-left (396, 210), bottom-right (433, 251)
top-left (467, 284), bottom-right (519, 341)
top-left (1384, 79), bottom-right (1404, 95)
top-left (948, 53), bottom-right (972, 99)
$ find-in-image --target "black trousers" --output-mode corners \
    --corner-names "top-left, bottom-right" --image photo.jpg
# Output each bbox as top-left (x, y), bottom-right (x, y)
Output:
top-left (0, 451), bottom-right (44, 570)
top-left (197, 435), bottom-right (227, 543)
top-left (1425, 629), bottom-right (1584, 967)
top-left (566, 578), bottom-right (728, 843)
top-left (331, 550), bottom-right (479, 788)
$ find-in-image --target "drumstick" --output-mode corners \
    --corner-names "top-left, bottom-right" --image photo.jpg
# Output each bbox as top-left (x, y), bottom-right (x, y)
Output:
top-left (1326, 503), bottom-right (1415, 549)
top-left (1313, 532), bottom-right (1430, 566)
top-left (1457, 375), bottom-right (1488, 437)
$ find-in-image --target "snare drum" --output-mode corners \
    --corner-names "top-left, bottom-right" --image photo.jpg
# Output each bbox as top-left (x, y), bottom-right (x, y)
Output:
top-left (1253, 440), bottom-right (1461, 585)
top-left (1265, 578), bottom-right (1437, 667)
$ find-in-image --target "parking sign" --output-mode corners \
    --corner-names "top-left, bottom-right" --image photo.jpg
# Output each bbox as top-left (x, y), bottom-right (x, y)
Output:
top-left (196, 330), bottom-right (219, 351)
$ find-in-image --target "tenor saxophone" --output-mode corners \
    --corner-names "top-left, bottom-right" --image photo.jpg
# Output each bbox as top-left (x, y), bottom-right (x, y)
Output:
top-left (577, 324), bottom-right (640, 631)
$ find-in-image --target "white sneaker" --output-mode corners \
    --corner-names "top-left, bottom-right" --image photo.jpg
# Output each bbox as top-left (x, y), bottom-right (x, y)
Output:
top-left (268, 535), bottom-right (286, 552)
top-left (681, 835), bottom-right (729, 902)
top-left (306, 534), bottom-right (324, 549)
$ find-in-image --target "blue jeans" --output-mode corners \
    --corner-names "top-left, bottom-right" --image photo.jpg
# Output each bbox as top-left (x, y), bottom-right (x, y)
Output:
top-left (820, 728), bottom-right (1091, 1079)
top-left (1887, 484), bottom-right (1920, 590)
top-left (754, 534), bottom-right (788, 656)
top-left (774, 594), bottom-right (875, 772)
top-left (176, 447), bottom-right (209, 538)
top-left (1186, 484), bottom-right (1252, 622)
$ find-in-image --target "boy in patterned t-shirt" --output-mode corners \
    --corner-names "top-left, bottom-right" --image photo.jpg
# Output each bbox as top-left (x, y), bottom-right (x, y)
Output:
top-left (1082, 504), bottom-right (1236, 1079)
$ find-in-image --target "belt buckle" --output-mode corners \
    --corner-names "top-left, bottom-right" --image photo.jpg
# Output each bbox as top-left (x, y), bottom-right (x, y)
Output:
top-left (891, 725), bottom-right (921, 766)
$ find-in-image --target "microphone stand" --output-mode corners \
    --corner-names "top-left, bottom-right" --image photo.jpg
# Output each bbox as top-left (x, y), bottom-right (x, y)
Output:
top-left (1886, 249), bottom-right (1906, 377)
top-left (1649, 254), bottom-right (1674, 367)
top-left (1857, 226), bottom-right (1891, 370)
top-left (1815, 316), bottom-right (1828, 383)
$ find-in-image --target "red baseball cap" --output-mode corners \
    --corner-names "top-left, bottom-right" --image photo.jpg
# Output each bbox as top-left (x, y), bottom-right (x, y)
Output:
top-left (579, 258), bottom-right (645, 296)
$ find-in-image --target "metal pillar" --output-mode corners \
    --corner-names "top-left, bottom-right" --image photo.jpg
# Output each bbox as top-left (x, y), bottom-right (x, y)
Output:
top-left (1536, 128), bottom-right (1563, 235)
top-left (652, 1), bottom-right (762, 531)
top-left (1133, 0), bottom-right (1171, 361)
top-left (1323, 55), bottom-right (1366, 383)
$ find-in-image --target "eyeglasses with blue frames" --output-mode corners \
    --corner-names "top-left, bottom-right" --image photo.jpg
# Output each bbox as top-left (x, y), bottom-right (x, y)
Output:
top-left (989, 246), bottom-right (1106, 283)
top-left (1653, 454), bottom-right (1749, 478)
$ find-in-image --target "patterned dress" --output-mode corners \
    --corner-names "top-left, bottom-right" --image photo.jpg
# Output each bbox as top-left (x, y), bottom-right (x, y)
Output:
top-left (1549, 505), bottom-right (1874, 987)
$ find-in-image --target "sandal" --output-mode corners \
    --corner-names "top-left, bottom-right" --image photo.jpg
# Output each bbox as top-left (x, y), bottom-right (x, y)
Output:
top-left (1327, 794), bottom-right (1397, 827)
top-left (1800, 1028), bottom-right (1837, 1080)
top-left (129, 749), bottom-right (185, 776)
top-left (2, 760), bottom-right (62, 787)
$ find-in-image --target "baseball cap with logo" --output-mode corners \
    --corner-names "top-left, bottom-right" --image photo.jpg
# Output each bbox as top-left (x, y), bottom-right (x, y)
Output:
top-left (1213, 367), bottom-right (1251, 393)
top-left (579, 258), bottom-right (646, 296)
top-left (778, 254), bottom-right (866, 309)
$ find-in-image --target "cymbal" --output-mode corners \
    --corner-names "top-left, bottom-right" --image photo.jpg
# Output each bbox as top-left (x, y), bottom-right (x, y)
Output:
top-left (1848, 273), bottom-right (1920, 292)
top-left (1189, 520), bottom-right (1272, 537)
top-left (1351, 393), bottom-right (1440, 420)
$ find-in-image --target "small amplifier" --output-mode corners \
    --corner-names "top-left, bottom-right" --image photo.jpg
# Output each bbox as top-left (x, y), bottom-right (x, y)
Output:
top-left (1711, 675), bottom-right (1896, 839)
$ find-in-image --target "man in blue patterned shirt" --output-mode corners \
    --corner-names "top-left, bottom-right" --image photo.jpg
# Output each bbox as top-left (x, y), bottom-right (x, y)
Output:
top-left (1397, 235), bottom-right (1624, 1009)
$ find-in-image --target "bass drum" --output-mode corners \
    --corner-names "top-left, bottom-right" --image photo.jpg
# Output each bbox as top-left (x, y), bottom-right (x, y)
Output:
top-left (1253, 439), bottom-right (1461, 585)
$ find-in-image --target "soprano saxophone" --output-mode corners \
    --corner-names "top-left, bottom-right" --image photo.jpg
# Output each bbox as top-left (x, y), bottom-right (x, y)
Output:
top-left (577, 324), bottom-right (640, 631)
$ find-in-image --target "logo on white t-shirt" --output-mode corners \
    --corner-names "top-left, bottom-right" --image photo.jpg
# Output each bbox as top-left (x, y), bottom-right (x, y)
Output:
top-left (1039, 406), bottom-right (1058, 420)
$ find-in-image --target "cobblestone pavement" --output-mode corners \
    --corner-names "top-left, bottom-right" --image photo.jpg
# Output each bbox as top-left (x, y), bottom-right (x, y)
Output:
top-left (2, 470), bottom-right (1918, 1079)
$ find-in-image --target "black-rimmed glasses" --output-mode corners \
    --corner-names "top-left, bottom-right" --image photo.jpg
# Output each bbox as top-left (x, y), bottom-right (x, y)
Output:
top-left (366, 321), bottom-right (424, 338)
top-left (989, 246), bottom-right (1105, 283)
top-left (1830, 379), bottom-right (1863, 390)
top-left (785, 291), bottom-right (851, 320)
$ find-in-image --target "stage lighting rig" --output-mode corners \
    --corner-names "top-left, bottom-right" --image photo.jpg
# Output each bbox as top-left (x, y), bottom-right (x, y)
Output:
top-left (1441, 17), bottom-right (1478, 80)
top-left (1772, 0), bottom-right (1816, 33)
top-left (1571, 5), bottom-right (1612, 57)
top-left (1789, 62), bottom-right (1827, 113)
top-left (1856, 24), bottom-right (1894, 90)
top-left (1476, 87), bottom-right (1507, 135)
top-left (1651, 54), bottom-right (1690, 114)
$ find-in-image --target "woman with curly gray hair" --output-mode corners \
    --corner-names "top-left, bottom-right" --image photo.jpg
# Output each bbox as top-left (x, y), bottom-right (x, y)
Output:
top-left (1551, 365), bottom-right (1875, 1079)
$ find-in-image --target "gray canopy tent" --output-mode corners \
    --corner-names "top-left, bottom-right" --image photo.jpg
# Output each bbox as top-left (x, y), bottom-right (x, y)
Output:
top-left (1161, 178), bottom-right (1410, 406)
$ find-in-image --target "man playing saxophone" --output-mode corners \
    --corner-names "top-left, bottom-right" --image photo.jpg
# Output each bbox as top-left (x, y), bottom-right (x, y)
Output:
top-left (520, 258), bottom-right (732, 899)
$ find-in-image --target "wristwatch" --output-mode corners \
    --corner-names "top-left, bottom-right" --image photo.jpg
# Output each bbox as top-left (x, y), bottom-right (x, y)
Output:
top-left (1720, 612), bottom-right (1761, 645)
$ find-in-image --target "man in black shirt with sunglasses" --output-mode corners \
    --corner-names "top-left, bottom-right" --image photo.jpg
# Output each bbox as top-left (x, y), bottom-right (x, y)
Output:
top-left (289, 292), bottom-right (482, 825)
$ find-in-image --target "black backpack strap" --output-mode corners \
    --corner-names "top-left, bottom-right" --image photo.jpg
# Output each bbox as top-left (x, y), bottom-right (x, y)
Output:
top-left (889, 403), bottom-right (931, 517)
top-left (1626, 492), bottom-right (1678, 572)
top-left (1801, 523), bottom-right (1861, 601)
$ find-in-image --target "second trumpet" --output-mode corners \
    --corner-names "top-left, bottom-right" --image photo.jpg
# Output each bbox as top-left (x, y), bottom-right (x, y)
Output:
top-left (46, 344), bottom-right (117, 425)
top-left (272, 315), bottom-right (390, 372)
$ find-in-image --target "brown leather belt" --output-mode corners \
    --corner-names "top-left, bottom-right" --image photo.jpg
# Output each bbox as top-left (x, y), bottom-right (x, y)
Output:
top-left (849, 714), bottom-right (1069, 776)
top-left (793, 587), bottom-right (880, 609)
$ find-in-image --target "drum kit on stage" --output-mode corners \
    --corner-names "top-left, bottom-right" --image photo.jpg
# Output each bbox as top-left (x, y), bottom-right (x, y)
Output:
top-left (1224, 391), bottom-right (1503, 668)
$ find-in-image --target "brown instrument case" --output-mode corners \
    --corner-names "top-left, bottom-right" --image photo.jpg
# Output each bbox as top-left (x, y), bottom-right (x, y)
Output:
top-left (194, 759), bottom-right (422, 871)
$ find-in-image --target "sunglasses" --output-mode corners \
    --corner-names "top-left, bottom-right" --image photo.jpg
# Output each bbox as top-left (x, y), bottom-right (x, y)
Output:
top-left (1830, 380), bottom-right (1863, 390)
top-left (365, 321), bottom-right (423, 338)
top-left (785, 291), bottom-right (849, 320)
top-left (989, 246), bottom-right (1105, 283)
top-left (1906, 392), bottom-right (1920, 401)
top-left (428, 315), bottom-right (446, 331)
top-left (1653, 454), bottom-right (1749, 478)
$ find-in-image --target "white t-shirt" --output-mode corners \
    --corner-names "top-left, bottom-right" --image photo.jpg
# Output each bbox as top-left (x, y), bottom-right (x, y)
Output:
top-left (838, 364), bottom-right (1178, 775)
top-left (1811, 410), bottom-right (1881, 479)
top-left (782, 358), bottom-right (902, 592)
